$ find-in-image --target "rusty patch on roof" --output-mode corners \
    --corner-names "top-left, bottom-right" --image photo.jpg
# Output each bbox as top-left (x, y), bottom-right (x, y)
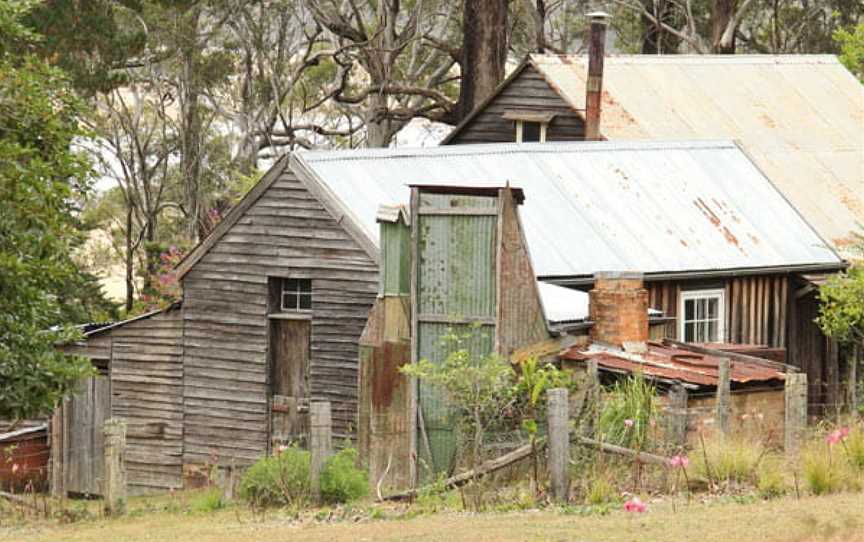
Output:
top-left (560, 341), bottom-right (785, 387)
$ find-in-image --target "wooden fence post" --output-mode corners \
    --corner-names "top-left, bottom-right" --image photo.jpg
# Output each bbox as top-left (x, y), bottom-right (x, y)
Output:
top-left (666, 383), bottom-right (688, 447)
top-left (716, 358), bottom-right (731, 435)
top-left (102, 418), bottom-right (127, 515)
top-left (310, 401), bottom-right (333, 503)
top-left (585, 359), bottom-right (600, 436)
top-left (785, 372), bottom-right (808, 453)
top-left (547, 388), bottom-right (570, 503)
top-left (50, 405), bottom-right (65, 497)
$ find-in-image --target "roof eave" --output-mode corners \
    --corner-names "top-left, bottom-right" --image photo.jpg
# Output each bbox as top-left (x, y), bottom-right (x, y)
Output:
top-left (542, 261), bottom-right (848, 287)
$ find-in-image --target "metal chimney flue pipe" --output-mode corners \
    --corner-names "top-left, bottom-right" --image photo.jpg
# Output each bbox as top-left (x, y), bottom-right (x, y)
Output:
top-left (585, 11), bottom-right (610, 141)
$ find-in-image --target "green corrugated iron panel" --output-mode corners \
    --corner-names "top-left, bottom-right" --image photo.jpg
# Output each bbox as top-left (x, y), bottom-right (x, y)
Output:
top-left (380, 221), bottom-right (410, 296)
top-left (417, 323), bottom-right (495, 477)
top-left (418, 214), bottom-right (497, 318)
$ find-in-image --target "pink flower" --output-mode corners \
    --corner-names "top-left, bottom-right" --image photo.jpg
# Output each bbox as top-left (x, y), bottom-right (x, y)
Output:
top-left (277, 444), bottom-right (288, 454)
top-left (624, 419), bottom-right (635, 428)
top-left (839, 427), bottom-right (851, 439)
top-left (826, 430), bottom-right (844, 446)
top-left (669, 455), bottom-right (689, 469)
top-left (623, 496), bottom-right (647, 513)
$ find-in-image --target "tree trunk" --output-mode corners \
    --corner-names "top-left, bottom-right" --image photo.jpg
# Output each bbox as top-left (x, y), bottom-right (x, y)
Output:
top-left (712, 0), bottom-right (737, 53)
top-left (458, 0), bottom-right (509, 120)
top-left (365, 92), bottom-right (393, 148)
top-left (180, 6), bottom-right (204, 241)
top-left (124, 205), bottom-right (134, 312)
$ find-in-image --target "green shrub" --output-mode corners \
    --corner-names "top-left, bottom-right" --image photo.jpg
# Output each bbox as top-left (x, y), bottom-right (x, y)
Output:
top-left (191, 488), bottom-right (225, 512)
top-left (320, 447), bottom-right (368, 504)
top-left (239, 445), bottom-right (311, 509)
top-left (597, 374), bottom-right (657, 450)
top-left (802, 443), bottom-right (846, 495)
top-left (691, 435), bottom-right (762, 484)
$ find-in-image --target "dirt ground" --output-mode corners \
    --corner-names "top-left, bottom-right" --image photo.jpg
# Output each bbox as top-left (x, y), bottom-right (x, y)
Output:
top-left (2, 491), bottom-right (863, 542)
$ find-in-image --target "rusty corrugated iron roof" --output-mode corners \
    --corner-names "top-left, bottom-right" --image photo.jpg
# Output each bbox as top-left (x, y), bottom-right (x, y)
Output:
top-left (560, 340), bottom-right (785, 387)
top-left (527, 54), bottom-right (864, 254)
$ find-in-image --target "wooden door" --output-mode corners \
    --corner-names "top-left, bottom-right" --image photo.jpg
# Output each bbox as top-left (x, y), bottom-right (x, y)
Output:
top-left (62, 375), bottom-right (110, 496)
top-left (270, 319), bottom-right (311, 446)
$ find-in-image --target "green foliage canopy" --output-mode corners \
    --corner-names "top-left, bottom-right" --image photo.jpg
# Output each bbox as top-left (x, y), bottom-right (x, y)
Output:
top-left (818, 265), bottom-right (864, 347)
top-left (835, 23), bottom-right (864, 81)
top-left (0, 1), bottom-right (98, 422)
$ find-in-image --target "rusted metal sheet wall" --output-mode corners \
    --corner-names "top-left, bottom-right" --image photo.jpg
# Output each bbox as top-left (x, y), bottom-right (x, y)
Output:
top-left (0, 427), bottom-right (48, 491)
top-left (495, 187), bottom-right (549, 355)
top-left (414, 191), bottom-right (498, 477)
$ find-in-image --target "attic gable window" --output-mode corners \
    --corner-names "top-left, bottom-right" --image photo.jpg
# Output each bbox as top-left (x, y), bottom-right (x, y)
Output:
top-left (503, 111), bottom-right (556, 143)
top-left (281, 278), bottom-right (312, 311)
top-left (679, 289), bottom-right (725, 343)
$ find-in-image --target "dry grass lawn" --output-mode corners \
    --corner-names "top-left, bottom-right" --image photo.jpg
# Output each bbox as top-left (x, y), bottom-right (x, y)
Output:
top-left (2, 491), bottom-right (863, 542)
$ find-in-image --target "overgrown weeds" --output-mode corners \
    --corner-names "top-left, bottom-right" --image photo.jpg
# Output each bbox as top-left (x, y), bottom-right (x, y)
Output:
top-left (692, 434), bottom-right (764, 485)
top-left (597, 374), bottom-right (658, 450)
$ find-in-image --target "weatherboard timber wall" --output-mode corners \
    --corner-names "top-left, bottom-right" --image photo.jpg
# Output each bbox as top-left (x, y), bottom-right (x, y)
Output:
top-left (109, 308), bottom-right (184, 494)
top-left (181, 166), bottom-right (378, 466)
top-left (54, 309), bottom-right (184, 495)
top-left (644, 275), bottom-right (790, 348)
top-left (446, 64), bottom-right (585, 145)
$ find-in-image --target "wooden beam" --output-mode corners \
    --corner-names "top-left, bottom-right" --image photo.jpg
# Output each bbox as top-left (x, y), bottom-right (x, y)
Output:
top-left (417, 208), bottom-right (499, 216)
top-left (663, 338), bottom-right (795, 372)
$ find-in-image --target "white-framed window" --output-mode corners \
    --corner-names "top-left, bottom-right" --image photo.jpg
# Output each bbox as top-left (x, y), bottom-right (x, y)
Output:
top-left (679, 289), bottom-right (725, 343)
top-left (515, 120), bottom-right (547, 143)
top-left (281, 278), bottom-right (312, 311)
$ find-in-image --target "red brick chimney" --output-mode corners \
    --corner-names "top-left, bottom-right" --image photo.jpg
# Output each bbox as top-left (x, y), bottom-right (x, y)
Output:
top-left (584, 11), bottom-right (610, 141)
top-left (589, 271), bottom-right (649, 347)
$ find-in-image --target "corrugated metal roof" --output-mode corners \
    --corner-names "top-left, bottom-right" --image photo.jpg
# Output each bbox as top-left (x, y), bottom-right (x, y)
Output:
top-left (294, 140), bottom-right (842, 279)
top-left (560, 341), bottom-right (785, 387)
top-left (528, 54), bottom-right (864, 252)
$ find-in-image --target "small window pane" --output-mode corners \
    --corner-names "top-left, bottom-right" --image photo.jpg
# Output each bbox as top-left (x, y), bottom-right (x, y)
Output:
top-left (707, 321), bottom-right (719, 342)
top-left (522, 122), bottom-right (541, 142)
top-left (281, 278), bottom-right (311, 311)
top-left (685, 299), bottom-right (694, 320)
top-left (696, 298), bottom-right (706, 320)
top-left (684, 322), bottom-right (695, 342)
top-left (707, 298), bottom-right (719, 319)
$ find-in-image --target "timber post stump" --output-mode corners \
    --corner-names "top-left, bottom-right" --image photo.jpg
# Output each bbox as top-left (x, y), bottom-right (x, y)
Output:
top-left (547, 388), bottom-right (570, 503)
top-left (102, 418), bottom-right (127, 515)
top-left (716, 358), bottom-right (731, 435)
top-left (785, 372), bottom-right (808, 453)
top-left (310, 401), bottom-right (333, 503)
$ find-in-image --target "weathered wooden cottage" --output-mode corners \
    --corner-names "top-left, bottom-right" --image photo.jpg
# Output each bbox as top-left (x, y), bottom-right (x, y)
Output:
top-left (57, 139), bottom-right (846, 494)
